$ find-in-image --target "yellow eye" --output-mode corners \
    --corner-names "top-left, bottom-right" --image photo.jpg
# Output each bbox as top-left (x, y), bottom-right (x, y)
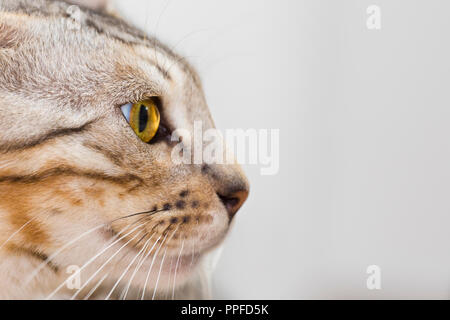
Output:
top-left (121, 99), bottom-right (160, 143)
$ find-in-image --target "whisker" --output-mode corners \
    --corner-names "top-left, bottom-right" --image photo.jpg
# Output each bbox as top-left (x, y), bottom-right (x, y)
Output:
top-left (0, 215), bottom-right (40, 252)
top-left (24, 208), bottom-right (164, 287)
top-left (131, 233), bottom-right (164, 299)
top-left (24, 222), bottom-right (107, 287)
top-left (191, 220), bottom-right (199, 267)
top-left (153, 0), bottom-right (172, 68)
top-left (118, 208), bottom-right (166, 221)
top-left (151, 226), bottom-right (179, 300)
top-left (47, 225), bottom-right (145, 300)
top-left (168, 28), bottom-right (211, 55)
top-left (141, 228), bottom-right (174, 300)
top-left (166, 54), bottom-right (198, 77)
top-left (68, 225), bottom-right (148, 300)
top-left (140, 238), bottom-right (167, 299)
top-left (165, 256), bottom-right (175, 300)
top-left (172, 238), bottom-right (185, 300)
top-left (152, 246), bottom-right (168, 301)
top-left (104, 234), bottom-right (154, 300)
top-left (120, 234), bottom-right (158, 300)
top-left (83, 272), bottom-right (109, 300)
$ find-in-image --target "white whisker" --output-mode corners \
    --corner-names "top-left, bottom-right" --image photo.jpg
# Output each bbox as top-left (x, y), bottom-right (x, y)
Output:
top-left (83, 272), bottom-right (109, 300)
top-left (140, 225), bottom-right (180, 300)
top-left (46, 224), bottom-right (145, 300)
top-left (165, 256), bottom-right (175, 300)
top-left (152, 246), bottom-right (168, 300)
top-left (141, 232), bottom-right (168, 300)
top-left (191, 220), bottom-right (199, 267)
top-left (24, 212), bottom-right (153, 287)
top-left (24, 222), bottom-right (108, 286)
top-left (121, 234), bottom-right (158, 300)
top-left (105, 234), bottom-right (153, 300)
top-left (0, 215), bottom-right (40, 252)
top-left (151, 227), bottom-right (179, 300)
top-left (172, 238), bottom-right (185, 300)
top-left (70, 226), bottom-right (146, 300)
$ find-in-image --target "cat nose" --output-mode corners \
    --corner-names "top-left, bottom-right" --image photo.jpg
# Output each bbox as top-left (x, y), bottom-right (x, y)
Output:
top-left (202, 164), bottom-right (249, 220)
top-left (218, 189), bottom-right (249, 220)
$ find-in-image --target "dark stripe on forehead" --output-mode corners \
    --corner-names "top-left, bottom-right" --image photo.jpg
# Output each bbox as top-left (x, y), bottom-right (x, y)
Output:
top-left (0, 166), bottom-right (144, 187)
top-left (136, 55), bottom-right (172, 81)
top-left (0, 120), bottom-right (97, 153)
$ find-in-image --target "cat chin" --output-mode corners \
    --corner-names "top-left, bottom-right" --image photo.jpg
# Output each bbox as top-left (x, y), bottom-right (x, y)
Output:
top-left (125, 238), bottom-right (225, 295)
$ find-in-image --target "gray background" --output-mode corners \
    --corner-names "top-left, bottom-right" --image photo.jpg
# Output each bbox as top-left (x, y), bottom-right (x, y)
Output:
top-left (115, 0), bottom-right (450, 299)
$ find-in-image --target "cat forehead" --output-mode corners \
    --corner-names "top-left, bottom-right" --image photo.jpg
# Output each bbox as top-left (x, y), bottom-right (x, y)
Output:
top-left (2, 0), bottom-right (155, 46)
top-left (0, 0), bottom-right (201, 87)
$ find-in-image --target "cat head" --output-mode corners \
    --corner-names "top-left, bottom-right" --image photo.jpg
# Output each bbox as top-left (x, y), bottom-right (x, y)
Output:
top-left (0, 0), bottom-right (248, 299)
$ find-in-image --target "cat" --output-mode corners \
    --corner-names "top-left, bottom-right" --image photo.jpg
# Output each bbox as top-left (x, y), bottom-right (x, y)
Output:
top-left (0, 0), bottom-right (249, 299)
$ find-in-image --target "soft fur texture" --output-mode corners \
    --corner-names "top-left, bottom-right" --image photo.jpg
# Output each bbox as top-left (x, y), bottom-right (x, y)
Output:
top-left (0, 0), bottom-right (248, 299)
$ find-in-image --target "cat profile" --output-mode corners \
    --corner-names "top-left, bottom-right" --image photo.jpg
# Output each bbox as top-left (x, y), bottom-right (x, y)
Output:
top-left (0, 0), bottom-right (249, 299)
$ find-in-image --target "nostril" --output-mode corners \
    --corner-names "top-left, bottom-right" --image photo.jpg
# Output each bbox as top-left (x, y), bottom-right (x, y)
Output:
top-left (218, 190), bottom-right (249, 221)
top-left (219, 195), bottom-right (240, 212)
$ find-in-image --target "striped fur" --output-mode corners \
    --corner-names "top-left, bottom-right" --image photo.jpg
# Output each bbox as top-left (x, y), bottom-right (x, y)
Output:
top-left (0, 0), bottom-right (248, 299)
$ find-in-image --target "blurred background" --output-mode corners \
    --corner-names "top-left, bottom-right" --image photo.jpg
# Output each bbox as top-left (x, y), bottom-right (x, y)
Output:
top-left (115, 0), bottom-right (450, 299)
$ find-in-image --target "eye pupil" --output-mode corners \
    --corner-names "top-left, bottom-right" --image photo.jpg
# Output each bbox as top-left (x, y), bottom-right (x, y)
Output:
top-left (138, 104), bottom-right (148, 133)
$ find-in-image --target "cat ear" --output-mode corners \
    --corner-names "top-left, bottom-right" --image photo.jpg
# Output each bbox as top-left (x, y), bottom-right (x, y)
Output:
top-left (66, 0), bottom-right (112, 12)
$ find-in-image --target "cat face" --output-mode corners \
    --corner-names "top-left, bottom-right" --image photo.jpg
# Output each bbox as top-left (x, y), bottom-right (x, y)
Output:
top-left (0, 0), bottom-right (248, 299)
